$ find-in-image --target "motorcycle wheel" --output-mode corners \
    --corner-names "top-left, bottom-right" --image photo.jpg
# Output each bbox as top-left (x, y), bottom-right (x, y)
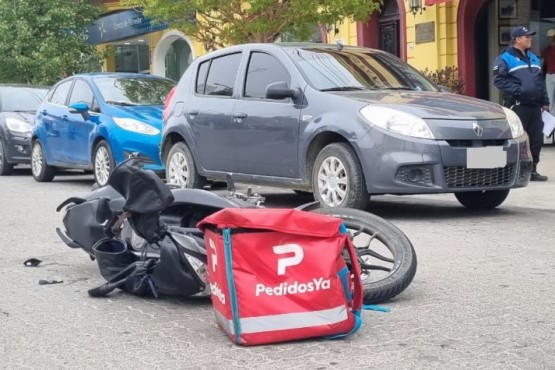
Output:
top-left (309, 207), bottom-right (417, 304)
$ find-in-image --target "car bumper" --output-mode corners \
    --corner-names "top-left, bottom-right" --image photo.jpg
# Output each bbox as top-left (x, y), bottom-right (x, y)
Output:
top-left (110, 132), bottom-right (165, 172)
top-left (3, 132), bottom-right (31, 164)
top-left (358, 129), bottom-right (532, 195)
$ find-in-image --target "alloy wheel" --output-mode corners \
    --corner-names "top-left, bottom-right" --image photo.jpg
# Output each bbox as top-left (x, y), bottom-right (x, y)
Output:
top-left (316, 156), bottom-right (348, 207)
top-left (94, 147), bottom-right (111, 186)
top-left (168, 152), bottom-right (190, 186)
top-left (31, 143), bottom-right (43, 177)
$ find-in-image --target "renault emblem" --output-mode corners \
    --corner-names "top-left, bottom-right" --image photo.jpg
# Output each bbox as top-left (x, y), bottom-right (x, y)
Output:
top-left (472, 122), bottom-right (483, 137)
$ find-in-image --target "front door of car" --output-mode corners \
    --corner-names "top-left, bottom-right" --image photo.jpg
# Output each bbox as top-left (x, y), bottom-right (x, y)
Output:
top-left (232, 51), bottom-right (301, 177)
top-left (39, 80), bottom-right (73, 163)
top-left (65, 79), bottom-right (98, 165)
top-left (186, 52), bottom-right (242, 172)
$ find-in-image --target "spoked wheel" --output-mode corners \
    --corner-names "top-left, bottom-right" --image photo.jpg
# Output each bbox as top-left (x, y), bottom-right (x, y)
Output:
top-left (31, 140), bottom-right (56, 182)
top-left (310, 207), bottom-right (417, 304)
top-left (93, 141), bottom-right (114, 187)
top-left (165, 142), bottom-right (206, 188)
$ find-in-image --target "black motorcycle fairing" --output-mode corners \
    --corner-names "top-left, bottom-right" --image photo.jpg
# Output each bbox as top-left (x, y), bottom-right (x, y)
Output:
top-left (150, 236), bottom-right (206, 297)
top-left (61, 197), bottom-right (117, 254)
top-left (56, 197), bottom-right (86, 212)
top-left (169, 188), bottom-right (254, 210)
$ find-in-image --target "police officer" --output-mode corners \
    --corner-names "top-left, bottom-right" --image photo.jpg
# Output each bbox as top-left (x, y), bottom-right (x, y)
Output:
top-left (493, 25), bottom-right (550, 181)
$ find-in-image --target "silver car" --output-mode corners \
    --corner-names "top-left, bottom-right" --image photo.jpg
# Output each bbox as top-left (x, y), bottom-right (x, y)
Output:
top-left (161, 43), bottom-right (532, 210)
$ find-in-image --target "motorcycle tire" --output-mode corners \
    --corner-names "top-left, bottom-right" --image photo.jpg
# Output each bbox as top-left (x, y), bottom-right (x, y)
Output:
top-left (309, 207), bottom-right (417, 304)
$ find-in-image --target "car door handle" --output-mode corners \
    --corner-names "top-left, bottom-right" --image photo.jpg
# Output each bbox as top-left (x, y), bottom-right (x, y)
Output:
top-left (188, 110), bottom-right (199, 116)
top-left (41, 110), bottom-right (47, 116)
top-left (62, 115), bottom-right (68, 121)
top-left (234, 112), bottom-right (247, 119)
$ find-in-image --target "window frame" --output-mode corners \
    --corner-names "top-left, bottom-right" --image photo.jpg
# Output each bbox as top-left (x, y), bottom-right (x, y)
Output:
top-left (48, 80), bottom-right (74, 107)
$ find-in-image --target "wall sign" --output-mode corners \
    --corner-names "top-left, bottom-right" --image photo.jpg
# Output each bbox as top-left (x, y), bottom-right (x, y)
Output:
top-left (415, 21), bottom-right (435, 44)
top-left (86, 8), bottom-right (168, 45)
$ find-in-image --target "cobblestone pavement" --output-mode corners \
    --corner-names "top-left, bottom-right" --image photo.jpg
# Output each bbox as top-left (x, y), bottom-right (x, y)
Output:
top-left (1, 147), bottom-right (555, 370)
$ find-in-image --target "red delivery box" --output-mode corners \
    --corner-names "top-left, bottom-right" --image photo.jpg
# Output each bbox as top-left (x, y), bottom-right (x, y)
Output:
top-left (197, 208), bottom-right (362, 346)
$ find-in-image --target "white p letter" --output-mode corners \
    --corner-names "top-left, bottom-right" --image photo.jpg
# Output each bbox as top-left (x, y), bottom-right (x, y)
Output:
top-left (273, 244), bottom-right (304, 275)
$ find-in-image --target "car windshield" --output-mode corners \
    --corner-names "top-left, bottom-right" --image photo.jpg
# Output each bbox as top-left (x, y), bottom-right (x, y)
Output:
top-left (286, 48), bottom-right (439, 92)
top-left (93, 76), bottom-right (176, 106)
top-left (0, 87), bottom-right (47, 112)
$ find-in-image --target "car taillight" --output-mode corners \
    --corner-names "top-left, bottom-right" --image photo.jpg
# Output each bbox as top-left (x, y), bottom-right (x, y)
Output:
top-left (163, 87), bottom-right (176, 121)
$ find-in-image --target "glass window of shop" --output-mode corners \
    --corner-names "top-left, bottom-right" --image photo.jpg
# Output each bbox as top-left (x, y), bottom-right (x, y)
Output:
top-left (529, 0), bottom-right (555, 55)
top-left (114, 42), bottom-right (150, 74)
top-left (165, 39), bottom-right (192, 81)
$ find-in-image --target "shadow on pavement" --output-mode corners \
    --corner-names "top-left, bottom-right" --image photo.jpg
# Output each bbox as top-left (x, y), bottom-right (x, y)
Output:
top-left (258, 192), bottom-right (519, 221)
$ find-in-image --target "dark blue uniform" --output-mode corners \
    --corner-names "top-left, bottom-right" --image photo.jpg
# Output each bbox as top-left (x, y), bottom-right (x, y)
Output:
top-left (493, 46), bottom-right (549, 166)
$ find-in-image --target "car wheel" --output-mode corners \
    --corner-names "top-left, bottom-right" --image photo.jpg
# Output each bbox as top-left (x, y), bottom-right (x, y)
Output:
top-left (454, 189), bottom-right (510, 210)
top-left (31, 140), bottom-right (56, 182)
top-left (0, 136), bottom-right (14, 176)
top-left (312, 142), bottom-right (369, 210)
top-left (165, 142), bottom-right (206, 188)
top-left (93, 141), bottom-right (115, 187)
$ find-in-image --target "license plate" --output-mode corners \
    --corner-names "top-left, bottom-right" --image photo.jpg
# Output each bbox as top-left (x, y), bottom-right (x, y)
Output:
top-left (466, 146), bottom-right (507, 169)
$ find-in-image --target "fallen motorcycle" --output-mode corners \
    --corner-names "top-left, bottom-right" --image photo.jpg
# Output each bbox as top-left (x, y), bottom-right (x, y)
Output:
top-left (56, 158), bottom-right (417, 303)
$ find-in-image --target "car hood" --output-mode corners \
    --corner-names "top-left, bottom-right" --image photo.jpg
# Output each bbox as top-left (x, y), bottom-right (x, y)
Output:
top-left (2, 112), bottom-right (36, 124)
top-left (335, 90), bottom-right (506, 120)
top-left (116, 106), bottom-right (164, 127)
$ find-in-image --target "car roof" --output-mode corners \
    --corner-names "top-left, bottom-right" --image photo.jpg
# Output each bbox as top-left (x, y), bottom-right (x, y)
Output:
top-left (195, 42), bottom-right (385, 61)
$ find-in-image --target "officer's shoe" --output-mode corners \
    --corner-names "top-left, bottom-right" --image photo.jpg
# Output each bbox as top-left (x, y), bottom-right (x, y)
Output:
top-left (530, 171), bottom-right (548, 181)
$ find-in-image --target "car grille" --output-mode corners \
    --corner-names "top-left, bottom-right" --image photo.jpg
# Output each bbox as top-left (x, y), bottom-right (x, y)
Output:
top-left (446, 139), bottom-right (507, 147)
top-left (444, 164), bottom-right (515, 188)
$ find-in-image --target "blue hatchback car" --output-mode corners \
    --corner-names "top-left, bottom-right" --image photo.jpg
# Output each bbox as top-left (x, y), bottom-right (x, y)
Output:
top-left (31, 72), bottom-right (176, 185)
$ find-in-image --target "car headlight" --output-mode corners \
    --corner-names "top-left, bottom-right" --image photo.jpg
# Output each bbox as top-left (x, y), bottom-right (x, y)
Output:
top-left (113, 117), bottom-right (160, 136)
top-left (359, 105), bottom-right (435, 139)
top-left (502, 107), bottom-right (525, 138)
top-left (6, 118), bottom-right (33, 134)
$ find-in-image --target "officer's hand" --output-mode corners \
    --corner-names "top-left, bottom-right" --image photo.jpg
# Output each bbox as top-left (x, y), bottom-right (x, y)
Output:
top-left (542, 105), bottom-right (550, 112)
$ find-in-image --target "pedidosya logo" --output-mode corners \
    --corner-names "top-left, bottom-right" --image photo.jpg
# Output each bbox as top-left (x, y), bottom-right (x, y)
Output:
top-left (255, 244), bottom-right (331, 296)
top-left (208, 237), bottom-right (226, 304)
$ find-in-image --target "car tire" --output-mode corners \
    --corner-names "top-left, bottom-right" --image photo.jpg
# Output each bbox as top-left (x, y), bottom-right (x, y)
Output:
top-left (31, 140), bottom-right (56, 182)
top-left (454, 189), bottom-right (510, 210)
top-left (165, 142), bottom-right (206, 188)
top-left (0, 136), bottom-right (14, 176)
top-left (312, 142), bottom-right (369, 210)
top-left (93, 141), bottom-right (115, 187)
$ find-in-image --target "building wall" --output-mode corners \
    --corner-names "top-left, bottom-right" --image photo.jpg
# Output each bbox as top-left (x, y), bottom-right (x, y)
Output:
top-left (330, 1), bottom-right (459, 73)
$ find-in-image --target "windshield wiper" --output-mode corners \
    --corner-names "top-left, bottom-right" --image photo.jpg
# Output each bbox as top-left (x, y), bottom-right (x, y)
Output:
top-left (320, 86), bottom-right (367, 92)
top-left (105, 100), bottom-right (138, 106)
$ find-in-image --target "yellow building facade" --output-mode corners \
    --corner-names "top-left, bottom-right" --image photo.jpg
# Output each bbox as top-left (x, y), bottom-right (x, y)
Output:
top-left (93, 0), bottom-right (554, 102)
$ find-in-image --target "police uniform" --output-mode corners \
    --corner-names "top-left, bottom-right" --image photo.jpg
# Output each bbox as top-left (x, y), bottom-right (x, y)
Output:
top-left (493, 26), bottom-right (550, 181)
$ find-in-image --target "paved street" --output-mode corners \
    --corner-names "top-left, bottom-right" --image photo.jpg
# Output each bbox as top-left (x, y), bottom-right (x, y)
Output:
top-left (1, 147), bottom-right (555, 370)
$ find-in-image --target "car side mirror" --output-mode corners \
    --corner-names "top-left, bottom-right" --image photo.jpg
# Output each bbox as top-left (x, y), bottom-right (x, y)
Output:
top-left (265, 81), bottom-right (298, 100)
top-left (69, 101), bottom-right (91, 121)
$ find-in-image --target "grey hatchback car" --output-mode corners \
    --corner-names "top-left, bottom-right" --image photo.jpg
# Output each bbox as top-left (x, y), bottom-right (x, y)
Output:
top-left (161, 43), bottom-right (532, 210)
